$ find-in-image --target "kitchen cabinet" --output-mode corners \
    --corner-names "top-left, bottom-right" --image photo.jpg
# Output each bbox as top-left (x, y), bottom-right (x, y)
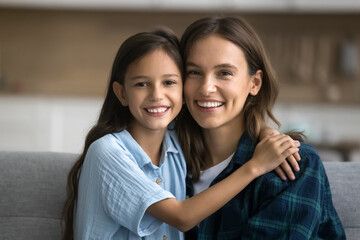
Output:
top-left (1, 0), bottom-right (360, 12)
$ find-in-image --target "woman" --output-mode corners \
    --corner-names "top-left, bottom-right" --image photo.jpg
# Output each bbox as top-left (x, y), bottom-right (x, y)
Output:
top-left (176, 16), bottom-right (345, 239)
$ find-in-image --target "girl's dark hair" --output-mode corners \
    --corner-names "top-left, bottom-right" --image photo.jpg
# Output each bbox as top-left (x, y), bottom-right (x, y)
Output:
top-left (61, 28), bottom-right (183, 240)
top-left (176, 16), bottom-right (302, 182)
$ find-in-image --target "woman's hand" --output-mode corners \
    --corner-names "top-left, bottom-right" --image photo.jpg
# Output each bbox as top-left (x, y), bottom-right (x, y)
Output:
top-left (259, 128), bottom-right (301, 180)
top-left (247, 134), bottom-right (300, 178)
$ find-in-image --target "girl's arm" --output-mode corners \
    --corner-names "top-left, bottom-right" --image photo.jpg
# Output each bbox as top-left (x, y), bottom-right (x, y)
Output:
top-left (260, 126), bottom-right (301, 181)
top-left (146, 134), bottom-right (299, 232)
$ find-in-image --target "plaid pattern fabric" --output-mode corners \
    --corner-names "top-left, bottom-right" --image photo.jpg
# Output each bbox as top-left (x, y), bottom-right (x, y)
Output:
top-left (185, 133), bottom-right (345, 240)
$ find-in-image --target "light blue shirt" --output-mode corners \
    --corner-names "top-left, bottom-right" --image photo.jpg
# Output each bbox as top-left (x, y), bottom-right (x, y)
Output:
top-left (74, 130), bottom-right (186, 240)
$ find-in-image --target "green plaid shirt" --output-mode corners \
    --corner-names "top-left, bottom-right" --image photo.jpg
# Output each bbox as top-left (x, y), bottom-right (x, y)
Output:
top-left (185, 133), bottom-right (345, 240)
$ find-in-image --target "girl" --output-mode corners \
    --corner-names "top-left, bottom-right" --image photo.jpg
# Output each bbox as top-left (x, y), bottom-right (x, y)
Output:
top-left (177, 16), bottom-right (345, 239)
top-left (62, 28), bottom-right (299, 240)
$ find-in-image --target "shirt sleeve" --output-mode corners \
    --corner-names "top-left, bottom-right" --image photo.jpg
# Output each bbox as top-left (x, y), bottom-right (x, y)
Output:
top-left (86, 137), bottom-right (175, 237)
top-left (241, 144), bottom-right (346, 240)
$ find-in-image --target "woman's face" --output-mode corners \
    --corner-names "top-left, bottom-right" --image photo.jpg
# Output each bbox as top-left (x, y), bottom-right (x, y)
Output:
top-left (184, 35), bottom-right (261, 132)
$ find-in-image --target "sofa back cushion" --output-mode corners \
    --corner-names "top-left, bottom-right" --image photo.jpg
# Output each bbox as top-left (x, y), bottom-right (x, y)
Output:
top-left (324, 162), bottom-right (360, 240)
top-left (0, 151), bottom-right (77, 240)
top-left (1, 152), bottom-right (359, 240)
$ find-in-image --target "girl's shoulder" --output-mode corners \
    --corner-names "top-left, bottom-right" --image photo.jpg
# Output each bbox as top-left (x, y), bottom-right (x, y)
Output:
top-left (87, 131), bottom-right (131, 159)
top-left (85, 131), bottom-right (146, 173)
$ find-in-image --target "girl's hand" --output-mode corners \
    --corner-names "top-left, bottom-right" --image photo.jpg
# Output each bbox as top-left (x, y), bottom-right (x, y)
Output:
top-left (274, 140), bottom-right (301, 180)
top-left (248, 134), bottom-right (299, 178)
top-left (259, 128), bottom-right (301, 181)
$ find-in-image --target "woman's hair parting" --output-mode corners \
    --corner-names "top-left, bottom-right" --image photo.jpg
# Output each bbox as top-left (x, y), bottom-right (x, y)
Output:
top-left (61, 27), bottom-right (182, 240)
top-left (176, 16), bottom-right (281, 181)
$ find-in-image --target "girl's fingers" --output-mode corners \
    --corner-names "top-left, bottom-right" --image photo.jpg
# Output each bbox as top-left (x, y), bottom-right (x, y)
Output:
top-left (274, 167), bottom-right (287, 181)
top-left (280, 161), bottom-right (295, 180)
top-left (287, 155), bottom-right (300, 172)
top-left (281, 146), bottom-right (300, 161)
top-left (276, 136), bottom-right (296, 153)
top-left (268, 135), bottom-right (301, 157)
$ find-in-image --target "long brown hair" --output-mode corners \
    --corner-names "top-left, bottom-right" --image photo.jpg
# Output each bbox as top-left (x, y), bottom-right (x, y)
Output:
top-left (61, 28), bottom-right (183, 240)
top-left (176, 16), bottom-right (281, 182)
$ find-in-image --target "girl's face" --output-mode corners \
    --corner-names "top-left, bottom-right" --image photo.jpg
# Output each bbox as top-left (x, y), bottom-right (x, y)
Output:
top-left (184, 35), bottom-right (262, 132)
top-left (114, 49), bottom-right (183, 133)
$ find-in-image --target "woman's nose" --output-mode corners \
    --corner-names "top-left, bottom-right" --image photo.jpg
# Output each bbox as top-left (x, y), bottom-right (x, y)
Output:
top-left (199, 75), bottom-right (216, 96)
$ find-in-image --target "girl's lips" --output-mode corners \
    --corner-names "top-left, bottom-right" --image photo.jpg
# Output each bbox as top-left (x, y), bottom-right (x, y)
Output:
top-left (144, 106), bottom-right (170, 116)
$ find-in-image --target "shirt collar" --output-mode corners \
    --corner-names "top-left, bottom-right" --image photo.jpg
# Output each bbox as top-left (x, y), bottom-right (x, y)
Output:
top-left (162, 130), bottom-right (179, 155)
top-left (206, 132), bottom-right (257, 185)
top-left (187, 132), bottom-right (257, 197)
top-left (231, 132), bottom-right (257, 167)
top-left (114, 130), bottom-right (179, 168)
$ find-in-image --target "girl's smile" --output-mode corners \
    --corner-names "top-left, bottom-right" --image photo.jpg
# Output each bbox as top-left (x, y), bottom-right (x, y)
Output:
top-left (144, 106), bottom-right (170, 116)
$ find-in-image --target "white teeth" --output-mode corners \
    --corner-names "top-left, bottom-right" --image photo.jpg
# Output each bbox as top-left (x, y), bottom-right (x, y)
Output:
top-left (147, 107), bottom-right (167, 113)
top-left (197, 101), bottom-right (223, 108)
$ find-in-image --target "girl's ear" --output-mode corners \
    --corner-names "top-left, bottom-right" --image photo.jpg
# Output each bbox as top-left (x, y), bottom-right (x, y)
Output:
top-left (249, 70), bottom-right (262, 96)
top-left (113, 81), bottom-right (128, 106)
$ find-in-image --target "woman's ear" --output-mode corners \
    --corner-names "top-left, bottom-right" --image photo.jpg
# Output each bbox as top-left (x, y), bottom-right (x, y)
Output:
top-left (249, 70), bottom-right (262, 96)
top-left (113, 81), bottom-right (128, 106)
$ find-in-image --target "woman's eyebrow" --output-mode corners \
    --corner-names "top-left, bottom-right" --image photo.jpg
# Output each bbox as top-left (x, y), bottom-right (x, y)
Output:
top-left (186, 62), bottom-right (199, 67)
top-left (214, 63), bottom-right (238, 70)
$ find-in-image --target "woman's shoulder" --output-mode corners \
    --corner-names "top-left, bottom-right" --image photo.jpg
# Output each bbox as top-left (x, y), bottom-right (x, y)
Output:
top-left (295, 142), bottom-right (328, 176)
top-left (299, 142), bottom-right (319, 158)
top-left (298, 142), bottom-right (321, 163)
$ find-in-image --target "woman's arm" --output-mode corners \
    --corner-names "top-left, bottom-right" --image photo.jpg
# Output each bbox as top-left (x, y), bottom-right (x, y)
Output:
top-left (146, 134), bottom-right (299, 232)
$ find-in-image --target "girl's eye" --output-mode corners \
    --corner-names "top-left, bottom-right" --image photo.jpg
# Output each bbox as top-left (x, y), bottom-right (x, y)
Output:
top-left (135, 82), bottom-right (147, 87)
top-left (164, 80), bottom-right (176, 86)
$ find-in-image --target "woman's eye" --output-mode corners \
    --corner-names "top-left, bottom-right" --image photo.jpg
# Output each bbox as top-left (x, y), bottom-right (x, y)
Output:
top-left (220, 71), bottom-right (232, 76)
top-left (187, 70), bottom-right (200, 76)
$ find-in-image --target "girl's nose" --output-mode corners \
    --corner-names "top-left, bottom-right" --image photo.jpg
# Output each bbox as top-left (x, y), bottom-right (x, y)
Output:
top-left (149, 85), bottom-right (164, 101)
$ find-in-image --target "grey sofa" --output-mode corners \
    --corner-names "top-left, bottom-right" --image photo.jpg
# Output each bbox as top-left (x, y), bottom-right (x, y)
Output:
top-left (0, 151), bottom-right (359, 240)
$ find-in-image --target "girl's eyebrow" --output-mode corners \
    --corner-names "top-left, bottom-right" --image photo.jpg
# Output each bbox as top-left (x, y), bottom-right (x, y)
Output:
top-left (163, 74), bottom-right (180, 78)
top-left (129, 75), bottom-right (149, 81)
top-left (129, 74), bottom-right (179, 81)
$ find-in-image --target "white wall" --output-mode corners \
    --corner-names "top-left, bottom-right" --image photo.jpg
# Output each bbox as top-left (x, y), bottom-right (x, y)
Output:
top-left (0, 95), bottom-right (102, 153)
top-left (0, 95), bottom-right (359, 161)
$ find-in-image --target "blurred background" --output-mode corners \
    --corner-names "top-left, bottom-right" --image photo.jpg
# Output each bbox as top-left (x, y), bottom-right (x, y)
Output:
top-left (0, 0), bottom-right (359, 162)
